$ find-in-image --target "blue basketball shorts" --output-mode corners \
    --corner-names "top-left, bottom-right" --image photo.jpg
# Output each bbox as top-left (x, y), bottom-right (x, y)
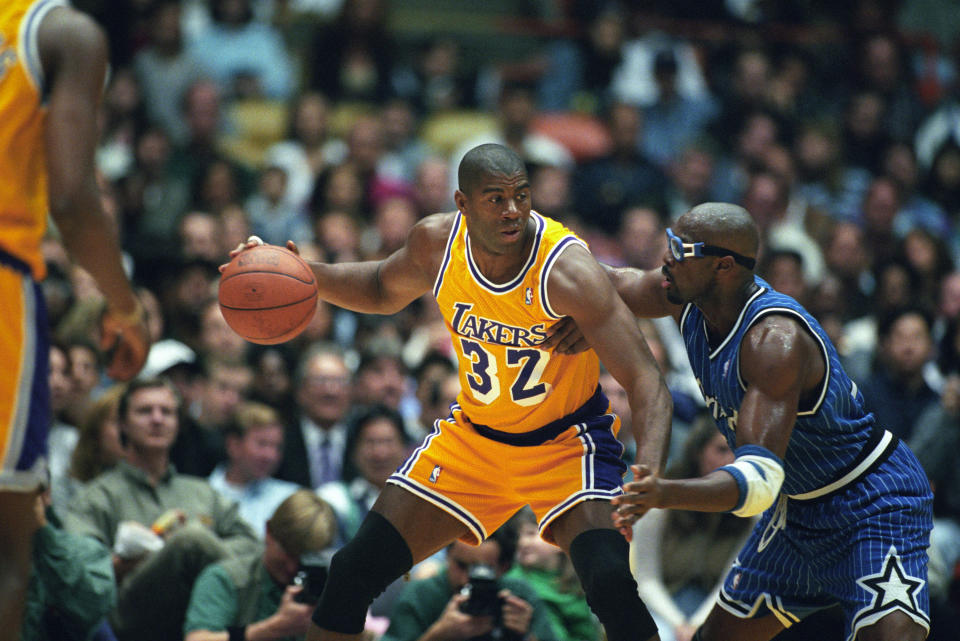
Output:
top-left (717, 441), bottom-right (933, 641)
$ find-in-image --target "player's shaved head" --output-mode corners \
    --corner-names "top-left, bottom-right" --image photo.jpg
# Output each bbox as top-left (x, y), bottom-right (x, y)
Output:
top-left (458, 143), bottom-right (527, 194)
top-left (682, 202), bottom-right (759, 262)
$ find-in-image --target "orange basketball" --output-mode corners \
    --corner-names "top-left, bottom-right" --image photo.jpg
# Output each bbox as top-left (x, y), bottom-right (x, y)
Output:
top-left (218, 245), bottom-right (318, 345)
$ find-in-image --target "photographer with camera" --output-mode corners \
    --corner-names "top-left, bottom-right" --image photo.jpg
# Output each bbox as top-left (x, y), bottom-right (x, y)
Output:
top-left (382, 519), bottom-right (558, 641)
top-left (184, 490), bottom-right (338, 641)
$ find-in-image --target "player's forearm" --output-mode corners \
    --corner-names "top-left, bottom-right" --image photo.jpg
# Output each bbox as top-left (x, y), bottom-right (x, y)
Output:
top-left (605, 266), bottom-right (647, 316)
top-left (50, 199), bottom-right (137, 315)
top-left (628, 379), bottom-right (672, 474)
top-left (309, 260), bottom-right (410, 315)
top-left (657, 471), bottom-right (740, 513)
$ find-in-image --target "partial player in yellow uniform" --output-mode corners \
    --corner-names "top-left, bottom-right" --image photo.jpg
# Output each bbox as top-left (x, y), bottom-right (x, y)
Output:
top-left (229, 143), bottom-right (673, 641)
top-left (0, 2), bottom-right (150, 637)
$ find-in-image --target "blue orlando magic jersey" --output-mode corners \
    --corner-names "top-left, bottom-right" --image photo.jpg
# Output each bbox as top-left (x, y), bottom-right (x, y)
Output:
top-left (679, 276), bottom-right (875, 496)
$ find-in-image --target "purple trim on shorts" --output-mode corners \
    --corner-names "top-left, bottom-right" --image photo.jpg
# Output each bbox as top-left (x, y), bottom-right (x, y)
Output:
top-left (386, 474), bottom-right (485, 542)
top-left (18, 279), bottom-right (49, 471)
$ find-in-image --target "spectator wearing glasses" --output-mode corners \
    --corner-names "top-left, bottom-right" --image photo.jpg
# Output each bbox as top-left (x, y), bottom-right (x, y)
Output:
top-left (277, 344), bottom-right (353, 489)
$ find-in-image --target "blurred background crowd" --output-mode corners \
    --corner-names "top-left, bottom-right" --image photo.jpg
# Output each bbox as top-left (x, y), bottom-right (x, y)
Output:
top-left (34, 0), bottom-right (960, 640)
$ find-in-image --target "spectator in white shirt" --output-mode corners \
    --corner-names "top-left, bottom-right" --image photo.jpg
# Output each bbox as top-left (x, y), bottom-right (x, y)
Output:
top-left (209, 402), bottom-right (300, 537)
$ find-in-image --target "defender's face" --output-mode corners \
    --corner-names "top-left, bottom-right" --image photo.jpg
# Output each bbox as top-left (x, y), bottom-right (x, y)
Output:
top-left (457, 170), bottom-right (532, 255)
top-left (660, 220), bottom-right (715, 305)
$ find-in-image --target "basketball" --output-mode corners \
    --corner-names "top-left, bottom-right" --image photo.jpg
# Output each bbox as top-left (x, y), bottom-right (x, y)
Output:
top-left (218, 245), bottom-right (318, 345)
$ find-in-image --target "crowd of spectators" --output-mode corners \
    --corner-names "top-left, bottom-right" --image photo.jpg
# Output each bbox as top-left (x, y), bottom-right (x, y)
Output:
top-left (32, 0), bottom-right (960, 639)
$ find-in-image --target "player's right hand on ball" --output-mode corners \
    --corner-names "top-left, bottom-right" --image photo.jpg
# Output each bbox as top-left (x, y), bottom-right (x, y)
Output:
top-left (224, 235), bottom-right (266, 263)
top-left (221, 236), bottom-right (301, 272)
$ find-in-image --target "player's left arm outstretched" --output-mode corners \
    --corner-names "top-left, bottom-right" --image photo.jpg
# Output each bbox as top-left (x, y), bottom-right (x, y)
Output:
top-left (546, 245), bottom-right (673, 478)
top-left (613, 315), bottom-right (819, 535)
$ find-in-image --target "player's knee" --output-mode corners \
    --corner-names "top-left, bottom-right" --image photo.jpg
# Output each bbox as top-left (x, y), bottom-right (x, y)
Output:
top-left (324, 531), bottom-right (402, 600)
top-left (568, 529), bottom-right (633, 596)
top-left (568, 529), bottom-right (657, 641)
top-left (313, 511), bottom-right (413, 634)
top-left (856, 611), bottom-right (928, 641)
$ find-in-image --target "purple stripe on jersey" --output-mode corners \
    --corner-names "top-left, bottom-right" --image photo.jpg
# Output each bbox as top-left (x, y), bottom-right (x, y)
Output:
top-left (433, 213), bottom-right (462, 298)
top-left (540, 235), bottom-right (586, 319)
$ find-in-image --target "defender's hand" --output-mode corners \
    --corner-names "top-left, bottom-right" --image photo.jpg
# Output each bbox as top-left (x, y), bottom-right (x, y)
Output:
top-left (540, 316), bottom-right (589, 354)
top-left (611, 465), bottom-right (664, 540)
top-left (100, 299), bottom-right (150, 381)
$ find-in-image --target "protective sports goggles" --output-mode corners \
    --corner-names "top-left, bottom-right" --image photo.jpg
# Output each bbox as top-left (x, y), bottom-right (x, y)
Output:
top-left (666, 227), bottom-right (756, 270)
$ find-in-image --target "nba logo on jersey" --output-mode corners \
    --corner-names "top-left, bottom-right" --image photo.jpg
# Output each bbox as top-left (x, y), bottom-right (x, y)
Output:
top-left (429, 465), bottom-right (442, 483)
top-left (524, 287), bottom-right (533, 305)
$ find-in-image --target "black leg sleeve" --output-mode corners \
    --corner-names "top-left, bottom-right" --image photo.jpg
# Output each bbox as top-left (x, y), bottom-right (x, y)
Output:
top-left (568, 528), bottom-right (659, 641)
top-left (312, 511), bottom-right (414, 634)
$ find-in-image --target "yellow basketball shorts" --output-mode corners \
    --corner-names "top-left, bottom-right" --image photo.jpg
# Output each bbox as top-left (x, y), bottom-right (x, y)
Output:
top-left (0, 251), bottom-right (49, 492)
top-left (388, 386), bottom-right (626, 545)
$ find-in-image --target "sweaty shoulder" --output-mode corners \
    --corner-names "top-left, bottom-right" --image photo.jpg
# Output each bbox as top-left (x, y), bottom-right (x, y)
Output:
top-left (741, 313), bottom-right (824, 396)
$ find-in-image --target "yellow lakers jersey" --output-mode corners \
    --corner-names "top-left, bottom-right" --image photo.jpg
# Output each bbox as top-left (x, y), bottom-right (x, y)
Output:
top-left (434, 211), bottom-right (600, 432)
top-left (0, 0), bottom-right (65, 280)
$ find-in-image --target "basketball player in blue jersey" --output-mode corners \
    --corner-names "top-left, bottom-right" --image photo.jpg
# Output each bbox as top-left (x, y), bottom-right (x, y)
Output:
top-left (228, 144), bottom-right (673, 641)
top-left (548, 202), bottom-right (933, 641)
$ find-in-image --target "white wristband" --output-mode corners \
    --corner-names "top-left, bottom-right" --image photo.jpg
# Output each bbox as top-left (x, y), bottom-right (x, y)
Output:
top-left (719, 445), bottom-right (785, 517)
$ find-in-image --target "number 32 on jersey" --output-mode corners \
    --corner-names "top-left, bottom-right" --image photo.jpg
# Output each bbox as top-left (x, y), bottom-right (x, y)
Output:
top-left (460, 338), bottom-right (552, 406)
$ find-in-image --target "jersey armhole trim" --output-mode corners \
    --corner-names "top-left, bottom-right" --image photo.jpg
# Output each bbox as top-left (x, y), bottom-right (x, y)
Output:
top-left (736, 307), bottom-right (830, 415)
top-left (540, 236), bottom-right (589, 319)
top-left (18, 0), bottom-right (67, 94)
top-left (432, 213), bottom-right (462, 298)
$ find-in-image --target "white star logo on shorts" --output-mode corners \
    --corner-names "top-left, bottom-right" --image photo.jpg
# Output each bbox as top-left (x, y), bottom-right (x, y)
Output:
top-left (856, 545), bottom-right (924, 615)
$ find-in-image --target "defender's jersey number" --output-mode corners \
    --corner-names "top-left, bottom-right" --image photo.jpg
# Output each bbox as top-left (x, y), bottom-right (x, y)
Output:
top-left (460, 338), bottom-right (549, 406)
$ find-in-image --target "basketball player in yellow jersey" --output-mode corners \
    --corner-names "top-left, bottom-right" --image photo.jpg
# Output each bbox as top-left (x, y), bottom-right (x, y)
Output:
top-left (0, 2), bottom-right (150, 637)
top-left (231, 143), bottom-right (672, 641)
